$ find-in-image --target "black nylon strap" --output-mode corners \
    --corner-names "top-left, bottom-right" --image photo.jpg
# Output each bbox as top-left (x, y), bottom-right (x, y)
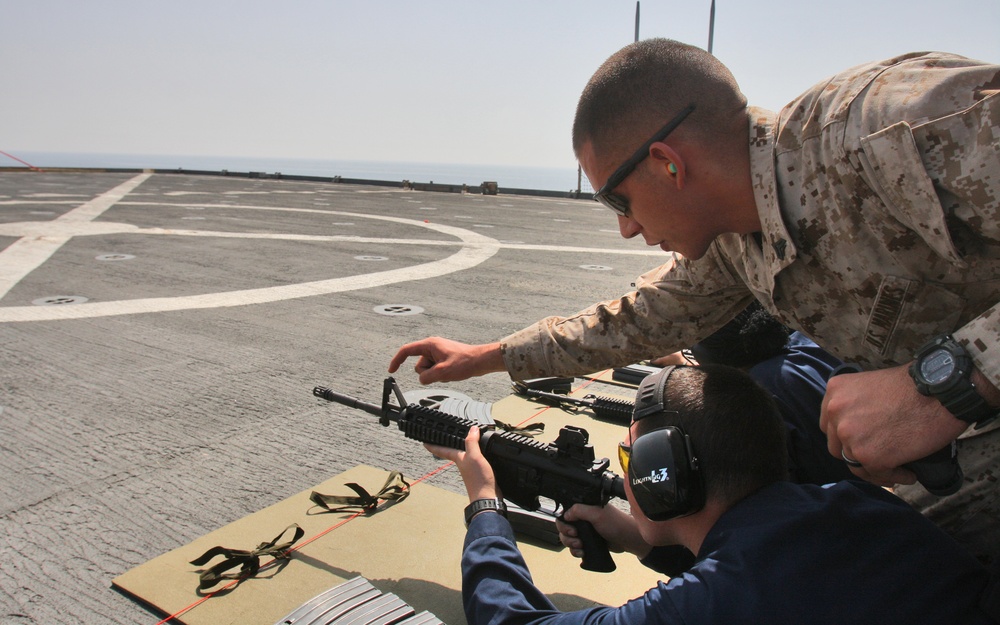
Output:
top-left (309, 470), bottom-right (410, 513)
top-left (188, 523), bottom-right (304, 591)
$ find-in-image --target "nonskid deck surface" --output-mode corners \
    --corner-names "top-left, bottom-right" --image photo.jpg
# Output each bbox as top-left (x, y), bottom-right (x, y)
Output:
top-left (0, 171), bottom-right (662, 624)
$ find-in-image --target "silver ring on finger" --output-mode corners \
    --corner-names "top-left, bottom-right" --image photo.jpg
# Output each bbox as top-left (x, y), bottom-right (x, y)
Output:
top-left (841, 449), bottom-right (863, 468)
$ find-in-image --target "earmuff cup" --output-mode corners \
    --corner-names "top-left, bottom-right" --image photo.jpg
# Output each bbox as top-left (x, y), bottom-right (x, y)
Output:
top-left (628, 366), bottom-right (706, 520)
top-left (627, 425), bottom-right (704, 521)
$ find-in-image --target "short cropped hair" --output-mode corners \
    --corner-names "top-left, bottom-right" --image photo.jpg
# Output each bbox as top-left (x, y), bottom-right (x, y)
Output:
top-left (573, 38), bottom-right (747, 161)
top-left (634, 364), bottom-right (788, 505)
top-left (690, 300), bottom-right (792, 369)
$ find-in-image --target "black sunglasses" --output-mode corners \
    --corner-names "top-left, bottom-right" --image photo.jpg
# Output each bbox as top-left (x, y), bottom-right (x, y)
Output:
top-left (593, 104), bottom-right (696, 217)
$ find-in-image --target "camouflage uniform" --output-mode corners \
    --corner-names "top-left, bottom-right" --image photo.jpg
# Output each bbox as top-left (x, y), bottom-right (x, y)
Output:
top-left (501, 52), bottom-right (1000, 560)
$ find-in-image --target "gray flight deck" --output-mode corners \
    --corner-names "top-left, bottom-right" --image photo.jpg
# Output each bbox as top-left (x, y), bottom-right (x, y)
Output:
top-left (0, 170), bottom-right (663, 624)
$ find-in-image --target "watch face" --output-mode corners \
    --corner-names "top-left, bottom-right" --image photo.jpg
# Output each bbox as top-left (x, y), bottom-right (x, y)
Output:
top-left (920, 348), bottom-right (956, 385)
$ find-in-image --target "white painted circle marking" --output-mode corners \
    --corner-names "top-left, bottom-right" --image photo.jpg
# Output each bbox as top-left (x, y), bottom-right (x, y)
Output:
top-left (0, 204), bottom-right (500, 322)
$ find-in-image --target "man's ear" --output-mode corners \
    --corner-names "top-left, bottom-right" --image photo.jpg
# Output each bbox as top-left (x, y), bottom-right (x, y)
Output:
top-left (650, 142), bottom-right (685, 190)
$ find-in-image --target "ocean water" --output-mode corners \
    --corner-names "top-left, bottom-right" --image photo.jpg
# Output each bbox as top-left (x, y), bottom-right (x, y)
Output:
top-left (4, 151), bottom-right (593, 193)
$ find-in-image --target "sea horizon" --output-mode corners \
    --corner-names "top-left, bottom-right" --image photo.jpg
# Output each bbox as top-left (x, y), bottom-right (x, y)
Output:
top-left (2, 151), bottom-right (591, 193)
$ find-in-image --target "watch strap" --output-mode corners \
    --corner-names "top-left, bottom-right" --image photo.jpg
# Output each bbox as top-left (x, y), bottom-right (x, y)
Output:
top-left (464, 498), bottom-right (506, 527)
top-left (938, 381), bottom-right (997, 426)
top-left (912, 335), bottom-right (998, 426)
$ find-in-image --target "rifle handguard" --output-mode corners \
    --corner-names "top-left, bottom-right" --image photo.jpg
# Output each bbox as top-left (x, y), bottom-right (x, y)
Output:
top-left (398, 403), bottom-right (484, 450)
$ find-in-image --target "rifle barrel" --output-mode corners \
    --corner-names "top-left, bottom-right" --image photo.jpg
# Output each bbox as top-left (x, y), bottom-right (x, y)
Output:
top-left (313, 386), bottom-right (384, 418)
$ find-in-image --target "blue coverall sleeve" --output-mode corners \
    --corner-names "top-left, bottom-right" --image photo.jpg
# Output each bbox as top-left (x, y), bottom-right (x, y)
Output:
top-left (461, 512), bottom-right (682, 625)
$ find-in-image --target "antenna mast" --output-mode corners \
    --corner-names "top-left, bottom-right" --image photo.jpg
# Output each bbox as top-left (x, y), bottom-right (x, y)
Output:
top-left (634, 1), bottom-right (640, 42)
top-left (707, 0), bottom-right (716, 52)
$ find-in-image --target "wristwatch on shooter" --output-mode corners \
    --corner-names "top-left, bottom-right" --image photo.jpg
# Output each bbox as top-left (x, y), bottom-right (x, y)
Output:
top-left (909, 334), bottom-right (998, 428)
top-left (464, 498), bottom-right (507, 527)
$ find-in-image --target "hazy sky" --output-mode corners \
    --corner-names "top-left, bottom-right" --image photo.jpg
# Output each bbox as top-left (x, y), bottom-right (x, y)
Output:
top-left (2, 1), bottom-right (998, 170)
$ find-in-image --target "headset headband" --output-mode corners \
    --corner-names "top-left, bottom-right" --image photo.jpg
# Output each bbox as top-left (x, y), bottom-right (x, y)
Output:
top-left (633, 365), bottom-right (678, 421)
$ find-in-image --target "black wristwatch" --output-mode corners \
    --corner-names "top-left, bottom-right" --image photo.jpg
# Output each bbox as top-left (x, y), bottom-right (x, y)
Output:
top-left (909, 334), bottom-right (997, 427)
top-left (464, 498), bottom-right (506, 527)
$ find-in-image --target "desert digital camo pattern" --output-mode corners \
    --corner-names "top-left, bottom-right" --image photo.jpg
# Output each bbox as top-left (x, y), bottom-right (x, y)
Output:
top-left (502, 51), bottom-right (1000, 385)
top-left (500, 51), bottom-right (1000, 560)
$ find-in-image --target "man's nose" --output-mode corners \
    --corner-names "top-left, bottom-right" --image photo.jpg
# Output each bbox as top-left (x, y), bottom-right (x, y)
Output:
top-left (618, 214), bottom-right (641, 239)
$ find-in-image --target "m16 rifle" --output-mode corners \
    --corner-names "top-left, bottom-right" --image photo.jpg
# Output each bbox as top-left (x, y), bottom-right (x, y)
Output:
top-left (313, 377), bottom-right (627, 572)
top-left (511, 381), bottom-right (634, 425)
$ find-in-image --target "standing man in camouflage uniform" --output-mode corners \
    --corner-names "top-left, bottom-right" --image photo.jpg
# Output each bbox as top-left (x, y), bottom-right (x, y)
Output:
top-left (389, 39), bottom-right (1000, 562)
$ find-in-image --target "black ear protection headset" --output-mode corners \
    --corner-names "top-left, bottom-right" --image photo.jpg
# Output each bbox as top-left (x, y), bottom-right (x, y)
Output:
top-left (624, 365), bottom-right (705, 521)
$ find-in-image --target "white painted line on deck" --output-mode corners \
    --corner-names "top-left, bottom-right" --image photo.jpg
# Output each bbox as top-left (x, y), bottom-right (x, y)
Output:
top-left (0, 187), bottom-right (662, 323)
top-left (0, 244), bottom-right (497, 322)
top-left (0, 173), bottom-right (151, 300)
